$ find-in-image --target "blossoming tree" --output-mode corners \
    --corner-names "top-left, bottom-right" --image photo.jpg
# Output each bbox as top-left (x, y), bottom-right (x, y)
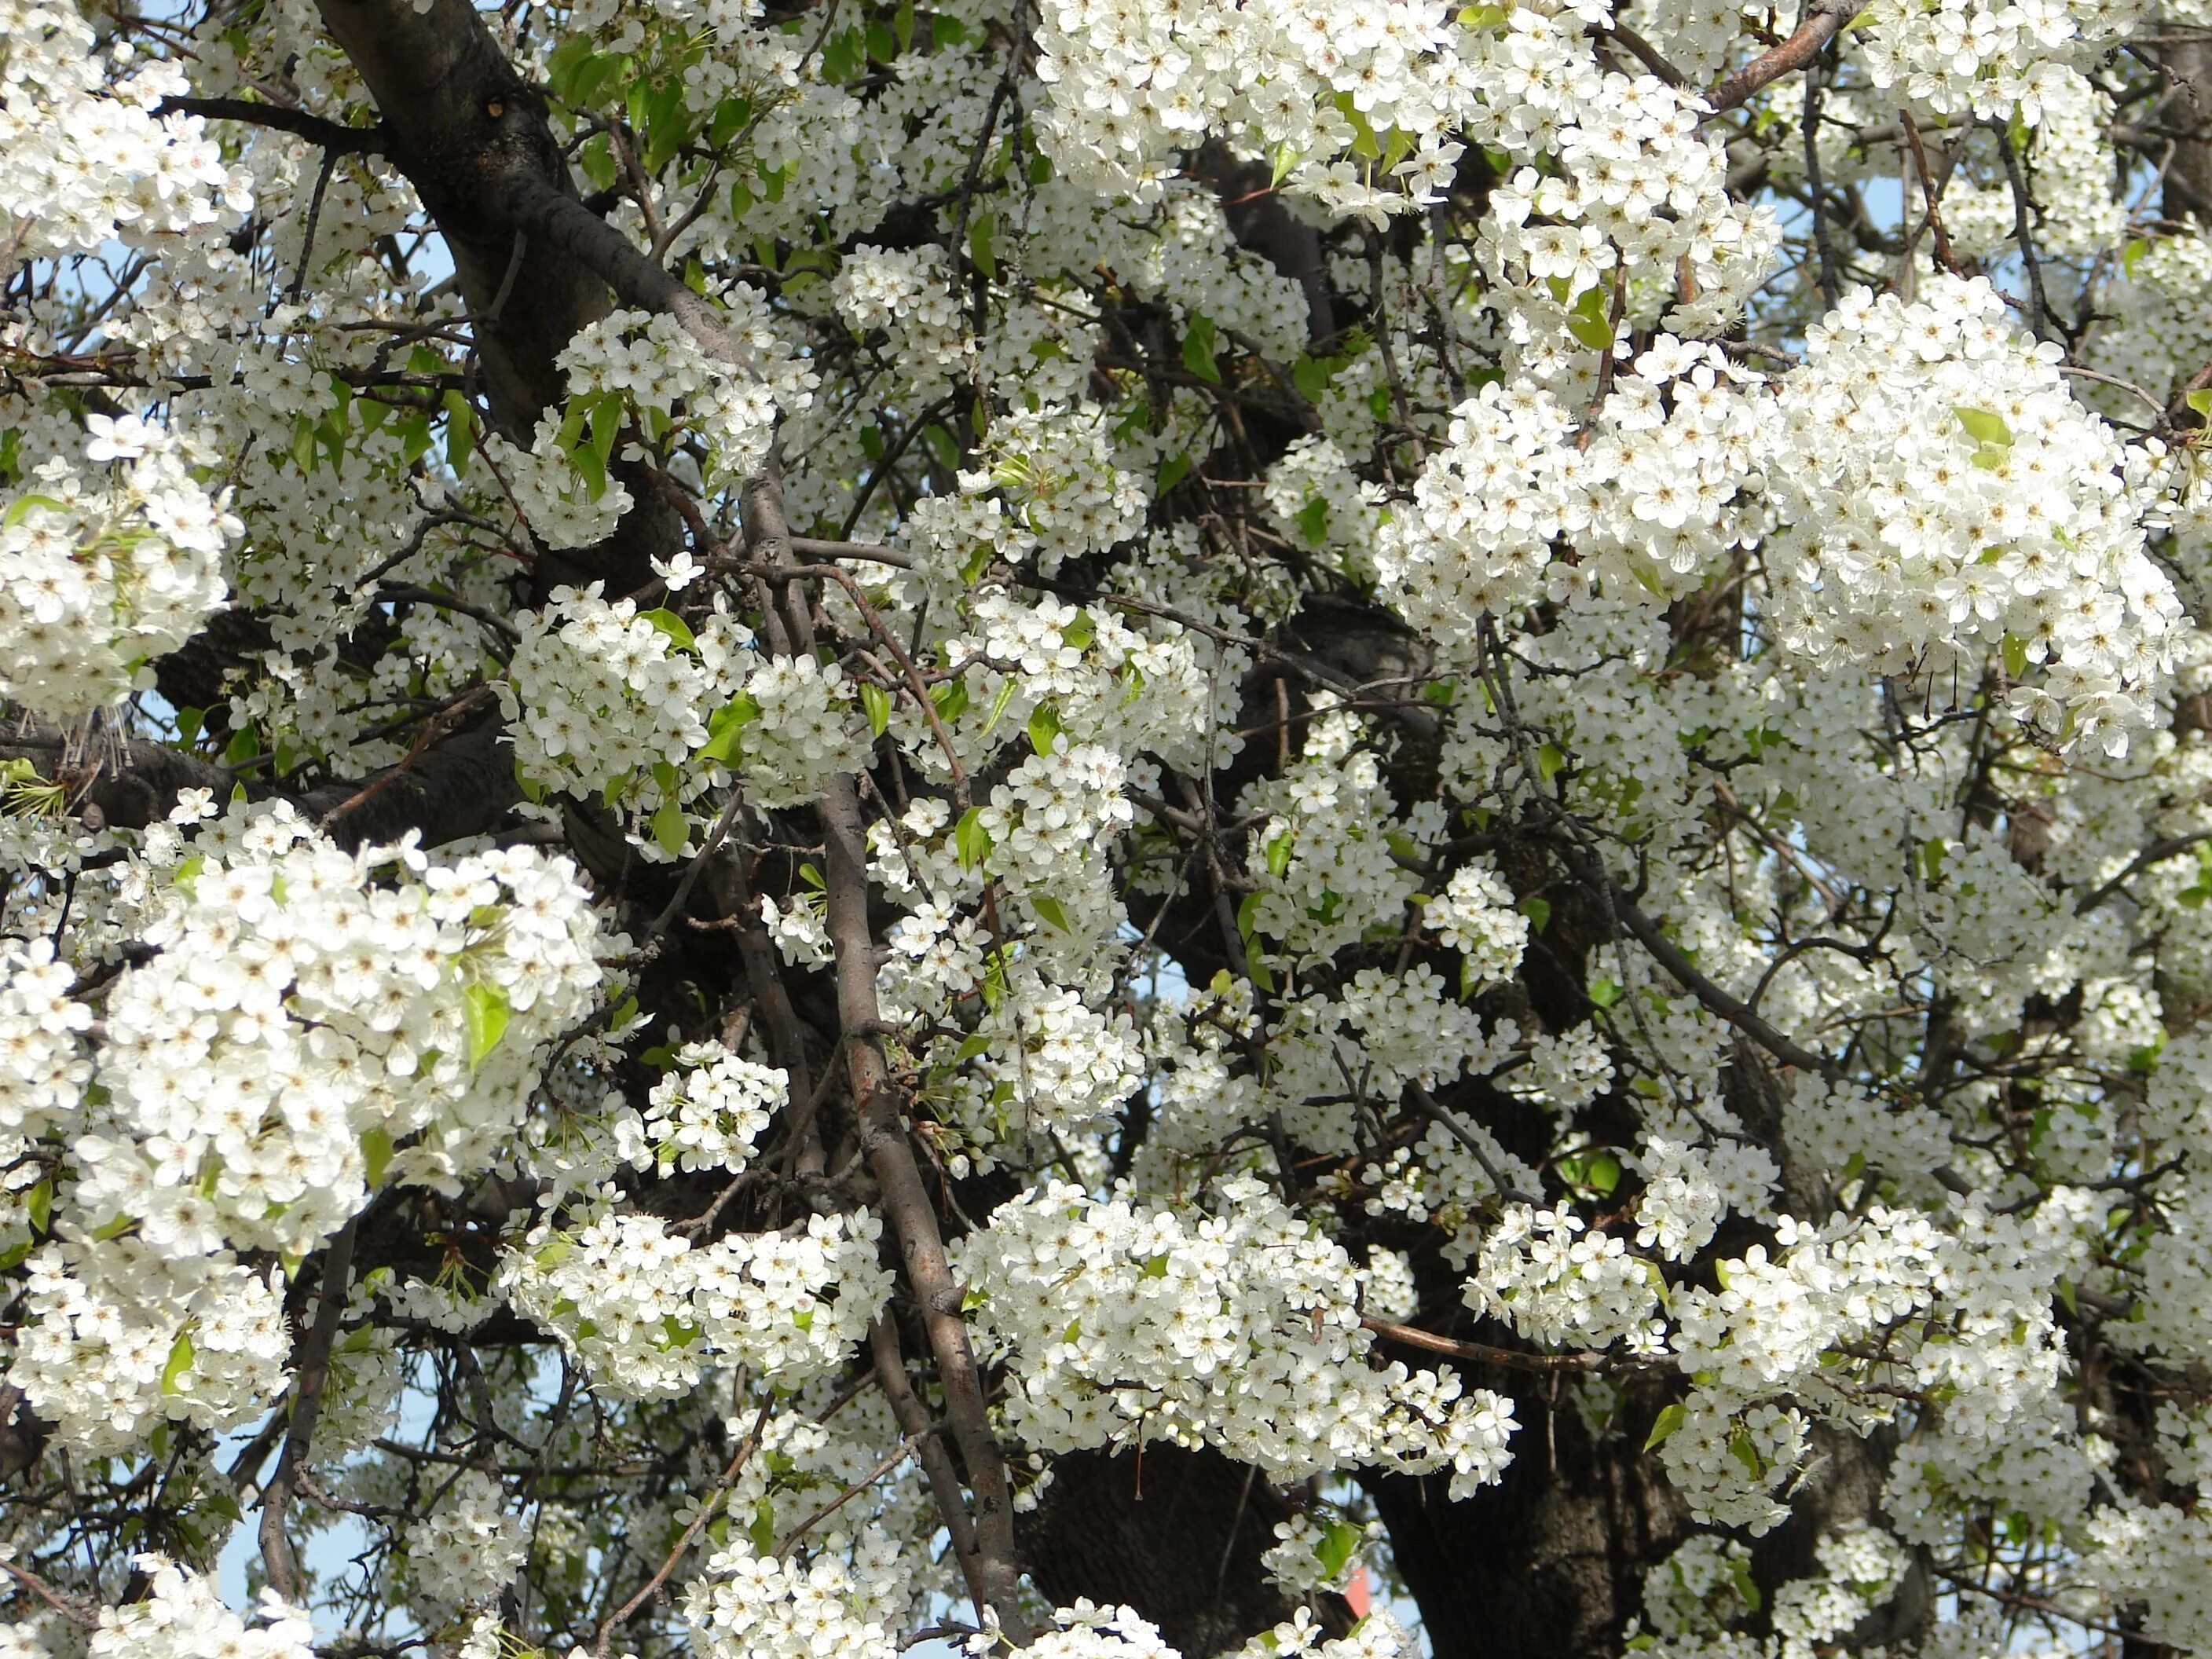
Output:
top-left (11, 0), bottom-right (2212, 1654)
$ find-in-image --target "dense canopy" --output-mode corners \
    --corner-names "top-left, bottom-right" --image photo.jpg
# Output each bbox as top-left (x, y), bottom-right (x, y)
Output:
top-left (6, 2), bottom-right (2212, 1657)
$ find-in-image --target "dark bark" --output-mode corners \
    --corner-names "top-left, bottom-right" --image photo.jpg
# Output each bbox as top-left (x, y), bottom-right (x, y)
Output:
top-left (3, 712), bottom-right (518, 851)
top-left (309, 0), bottom-right (679, 596)
top-left (2163, 35), bottom-right (2212, 224)
top-left (1023, 1445), bottom-right (1335, 1657)
top-left (1359, 1380), bottom-right (1690, 1659)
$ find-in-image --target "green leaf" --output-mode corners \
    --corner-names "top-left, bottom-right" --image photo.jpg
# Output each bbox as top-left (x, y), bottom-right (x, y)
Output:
top-left (955, 806), bottom-right (992, 870)
top-left (640, 607), bottom-right (695, 651)
top-left (442, 390), bottom-right (475, 478)
top-left (1954, 406), bottom-right (2012, 449)
top-left (1295, 497), bottom-right (1330, 544)
top-left (2002, 633), bottom-right (2029, 681)
top-left (921, 418), bottom-right (961, 467)
top-left (26, 1178), bottom-right (51, 1234)
top-left (463, 981), bottom-right (512, 1071)
top-left (1266, 833), bottom-right (1295, 880)
top-left (1728, 1558), bottom-right (1762, 1613)
top-left (2189, 388), bottom-right (2212, 421)
top-left (588, 391), bottom-right (623, 465)
top-left (1643, 1402), bottom-right (1686, 1452)
top-left (651, 797), bottom-right (689, 858)
top-left (1027, 701), bottom-right (1063, 756)
top-left (1293, 353), bottom-right (1335, 403)
top-left (161, 1329), bottom-right (196, 1396)
top-left (1155, 450), bottom-right (1193, 493)
top-left (1457, 3), bottom-right (1509, 24)
top-left (1588, 976), bottom-right (1622, 1010)
top-left (1182, 313), bottom-right (1221, 383)
top-left (361, 1126), bottom-right (394, 1188)
top-left (696, 692), bottom-right (761, 766)
top-left (1031, 894), bottom-right (1071, 932)
top-left (1566, 283), bottom-right (1613, 351)
top-left (1519, 895), bottom-right (1551, 932)
top-left (1313, 1518), bottom-right (1362, 1582)
top-left (1729, 1430), bottom-right (1762, 1479)
top-left (1536, 742), bottom-right (1566, 784)
top-left (932, 676), bottom-right (970, 723)
top-left (982, 677), bottom-right (1019, 738)
top-left (861, 681), bottom-right (892, 738)
top-left (1585, 1152), bottom-right (1621, 1196)
top-left (968, 211), bottom-right (998, 280)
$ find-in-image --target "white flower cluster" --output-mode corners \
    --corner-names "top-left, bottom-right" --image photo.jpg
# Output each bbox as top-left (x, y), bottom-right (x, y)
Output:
top-left (1630, 1129), bottom-right (1778, 1265)
top-left (1034, 0), bottom-right (1473, 219)
top-left (955, 1177), bottom-right (1518, 1494)
top-left (482, 421), bottom-right (633, 550)
top-left (619, 1039), bottom-right (785, 1174)
top-left (1640, 1534), bottom-right (1758, 1640)
top-left (15, 1239), bottom-right (290, 1453)
top-left (405, 1469), bottom-right (530, 1612)
top-left (73, 800), bottom-right (606, 1239)
top-left (0, 416), bottom-right (241, 719)
top-left (1465, 1206), bottom-right (1666, 1352)
top-left (80, 1557), bottom-right (312, 1659)
top-left (0, 0), bottom-right (251, 260)
top-left (726, 654), bottom-right (876, 810)
top-left (1766, 279), bottom-right (2181, 750)
top-left (1424, 859), bottom-right (1529, 991)
top-left (498, 583), bottom-right (749, 825)
top-left (1771, 1525), bottom-right (1910, 1652)
top-left (832, 244), bottom-right (972, 395)
top-left (979, 403), bottom-right (1152, 576)
top-left (2082, 1502), bottom-right (2212, 1654)
top-left (1260, 1513), bottom-right (1373, 1595)
top-left (1481, 70), bottom-right (1778, 342)
top-left (555, 296), bottom-right (816, 489)
top-left (1026, 1600), bottom-right (1411, 1659)
top-left (504, 1206), bottom-right (889, 1398)
top-left (0, 938), bottom-right (91, 1131)
top-left (9, 800), bottom-right (604, 1451)
top-left (1238, 709), bottom-right (1423, 965)
top-left (1263, 434), bottom-right (1378, 558)
top-left (1856, 0), bottom-right (2153, 122)
top-left (681, 1529), bottom-right (914, 1659)
top-left (1372, 378), bottom-right (1599, 631)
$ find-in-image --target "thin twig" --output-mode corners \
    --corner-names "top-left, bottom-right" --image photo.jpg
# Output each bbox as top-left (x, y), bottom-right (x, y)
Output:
top-left (593, 1393), bottom-right (774, 1657)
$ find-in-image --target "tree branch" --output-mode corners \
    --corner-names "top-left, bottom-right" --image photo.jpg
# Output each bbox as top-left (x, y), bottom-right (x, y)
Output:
top-left (738, 463), bottom-right (1029, 1642)
top-left (258, 1217), bottom-right (358, 1603)
top-left (1705, 2), bottom-right (1865, 115)
top-left (1555, 840), bottom-right (1840, 1079)
top-left (156, 96), bottom-right (386, 154)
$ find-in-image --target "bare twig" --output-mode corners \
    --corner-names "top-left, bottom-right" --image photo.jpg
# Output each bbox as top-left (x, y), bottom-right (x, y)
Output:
top-left (593, 1393), bottom-right (775, 1657)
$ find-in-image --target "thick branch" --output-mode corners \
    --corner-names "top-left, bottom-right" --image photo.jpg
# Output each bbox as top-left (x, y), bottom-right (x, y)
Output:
top-left (4, 714), bottom-right (518, 851)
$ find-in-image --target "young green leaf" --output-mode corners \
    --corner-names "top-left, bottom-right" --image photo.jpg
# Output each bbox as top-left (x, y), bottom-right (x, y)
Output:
top-left (463, 981), bottom-right (513, 1070)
